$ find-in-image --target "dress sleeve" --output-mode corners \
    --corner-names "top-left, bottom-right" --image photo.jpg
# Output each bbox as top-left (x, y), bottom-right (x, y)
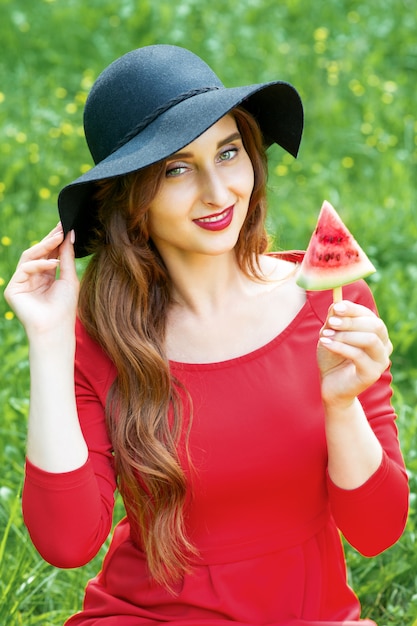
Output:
top-left (311, 281), bottom-right (409, 556)
top-left (22, 319), bottom-right (117, 568)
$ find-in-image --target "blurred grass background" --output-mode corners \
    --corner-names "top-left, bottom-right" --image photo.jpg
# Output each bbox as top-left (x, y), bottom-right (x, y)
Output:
top-left (1, 0), bottom-right (416, 623)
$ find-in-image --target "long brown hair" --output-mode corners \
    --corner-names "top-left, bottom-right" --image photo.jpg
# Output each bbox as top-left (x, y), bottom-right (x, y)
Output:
top-left (78, 107), bottom-right (269, 586)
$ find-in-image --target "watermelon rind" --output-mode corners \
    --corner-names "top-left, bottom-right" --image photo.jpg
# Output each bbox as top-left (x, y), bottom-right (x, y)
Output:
top-left (296, 200), bottom-right (376, 291)
top-left (296, 259), bottom-right (376, 290)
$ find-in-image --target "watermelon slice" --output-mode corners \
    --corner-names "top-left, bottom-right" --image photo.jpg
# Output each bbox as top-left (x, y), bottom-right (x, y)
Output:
top-left (296, 200), bottom-right (376, 299)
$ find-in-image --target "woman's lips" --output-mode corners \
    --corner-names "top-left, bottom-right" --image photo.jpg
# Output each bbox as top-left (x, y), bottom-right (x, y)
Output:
top-left (193, 207), bottom-right (234, 231)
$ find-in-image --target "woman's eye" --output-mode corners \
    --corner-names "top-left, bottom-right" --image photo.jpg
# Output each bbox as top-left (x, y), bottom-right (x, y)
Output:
top-left (166, 165), bottom-right (187, 177)
top-left (218, 147), bottom-right (239, 162)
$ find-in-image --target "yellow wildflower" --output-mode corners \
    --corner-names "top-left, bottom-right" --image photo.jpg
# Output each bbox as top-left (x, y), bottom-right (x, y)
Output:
top-left (39, 188), bottom-right (51, 200)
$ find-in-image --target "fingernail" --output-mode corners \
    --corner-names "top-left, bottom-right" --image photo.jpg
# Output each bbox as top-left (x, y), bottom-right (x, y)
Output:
top-left (329, 316), bottom-right (342, 327)
top-left (70, 230), bottom-right (75, 244)
top-left (333, 302), bottom-right (347, 313)
top-left (322, 328), bottom-right (336, 337)
top-left (320, 336), bottom-right (333, 345)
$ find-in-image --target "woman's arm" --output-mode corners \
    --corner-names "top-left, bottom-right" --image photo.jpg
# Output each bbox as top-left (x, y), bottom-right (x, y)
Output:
top-left (20, 321), bottom-right (117, 568)
top-left (317, 295), bottom-right (408, 553)
top-left (5, 225), bottom-right (88, 472)
top-left (4, 226), bottom-right (116, 566)
top-left (318, 299), bottom-right (392, 489)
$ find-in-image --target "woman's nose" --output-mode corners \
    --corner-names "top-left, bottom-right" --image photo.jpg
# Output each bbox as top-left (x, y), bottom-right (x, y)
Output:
top-left (200, 169), bottom-right (230, 207)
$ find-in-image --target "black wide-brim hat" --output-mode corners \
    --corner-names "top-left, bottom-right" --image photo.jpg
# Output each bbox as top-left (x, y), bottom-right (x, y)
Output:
top-left (58, 44), bottom-right (304, 257)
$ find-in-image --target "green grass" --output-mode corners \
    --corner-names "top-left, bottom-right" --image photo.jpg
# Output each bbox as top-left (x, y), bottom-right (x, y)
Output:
top-left (1, 0), bottom-right (416, 623)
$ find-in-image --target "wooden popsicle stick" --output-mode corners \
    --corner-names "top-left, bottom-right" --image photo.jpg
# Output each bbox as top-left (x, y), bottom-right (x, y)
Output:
top-left (333, 286), bottom-right (343, 303)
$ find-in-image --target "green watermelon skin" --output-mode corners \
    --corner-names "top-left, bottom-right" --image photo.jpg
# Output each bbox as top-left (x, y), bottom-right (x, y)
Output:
top-left (296, 201), bottom-right (376, 290)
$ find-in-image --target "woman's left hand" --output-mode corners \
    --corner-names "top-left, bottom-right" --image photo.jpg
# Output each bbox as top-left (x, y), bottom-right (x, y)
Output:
top-left (317, 300), bottom-right (393, 408)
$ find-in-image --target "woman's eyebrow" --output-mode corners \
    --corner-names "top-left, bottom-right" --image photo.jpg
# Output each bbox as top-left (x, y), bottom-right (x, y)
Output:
top-left (168, 132), bottom-right (242, 161)
top-left (216, 131), bottom-right (242, 148)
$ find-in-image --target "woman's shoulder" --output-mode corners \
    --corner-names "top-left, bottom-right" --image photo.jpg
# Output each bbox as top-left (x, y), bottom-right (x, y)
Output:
top-left (263, 250), bottom-right (377, 322)
top-left (307, 280), bottom-right (377, 323)
top-left (259, 250), bottom-right (303, 282)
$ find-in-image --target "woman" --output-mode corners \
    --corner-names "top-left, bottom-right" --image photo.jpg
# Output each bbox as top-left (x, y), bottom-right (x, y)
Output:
top-left (5, 44), bottom-right (408, 625)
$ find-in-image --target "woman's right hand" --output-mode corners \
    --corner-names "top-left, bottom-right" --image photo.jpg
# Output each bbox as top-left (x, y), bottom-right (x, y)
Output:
top-left (4, 223), bottom-right (79, 337)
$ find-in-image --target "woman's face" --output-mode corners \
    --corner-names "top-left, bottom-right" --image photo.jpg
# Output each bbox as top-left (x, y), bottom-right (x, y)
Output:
top-left (145, 114), bottom-right (255, 265)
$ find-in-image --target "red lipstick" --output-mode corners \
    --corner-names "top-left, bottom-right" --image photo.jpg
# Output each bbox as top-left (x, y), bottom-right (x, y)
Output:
top-left (193, 207), bottom-right (234, 231)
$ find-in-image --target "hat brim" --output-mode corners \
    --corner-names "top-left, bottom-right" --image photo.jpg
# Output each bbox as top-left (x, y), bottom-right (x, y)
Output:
top-left (58, 81), bottom-right (303, 257)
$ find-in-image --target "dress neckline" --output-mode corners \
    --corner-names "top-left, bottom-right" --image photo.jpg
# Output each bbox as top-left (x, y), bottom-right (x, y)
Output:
top-left (169, 295), bottom-right (311, 371)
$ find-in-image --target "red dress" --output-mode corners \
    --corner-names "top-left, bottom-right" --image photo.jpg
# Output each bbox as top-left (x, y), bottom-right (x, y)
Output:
top-left (22, 266), bottom-right (408, 625)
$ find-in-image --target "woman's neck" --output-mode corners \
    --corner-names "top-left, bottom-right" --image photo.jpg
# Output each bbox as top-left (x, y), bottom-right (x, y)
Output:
top-left (166, 251), bottom-right (255, 316)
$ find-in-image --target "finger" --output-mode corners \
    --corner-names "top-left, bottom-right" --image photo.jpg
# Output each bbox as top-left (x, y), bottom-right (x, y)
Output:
top-left (330, 300), bottom-right (377, 319)
top-left (320, 333), bottom-right (391, 372)
top-left (4, 258), bottom-right (59, 307)
top-left (57, 231), bottom-right (78, 282)
top-left (18, 227), bottom-right (64, 265)
top-left (10, 259), bottom-right (60, 284)
top-left (322, 329), bottom-right (392, 354)
top-left (326, 314), bottom-right (389, 342)
top-left (324, 299), bottom-right (389, 342)
top-left (350, 327), bottom-right (391, 352)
